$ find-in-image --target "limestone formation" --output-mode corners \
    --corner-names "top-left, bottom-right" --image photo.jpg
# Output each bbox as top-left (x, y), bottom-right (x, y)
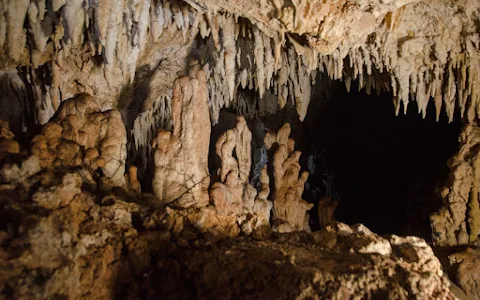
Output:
top-left (0, 0), bottom-right (478, 149)
top-left (0, 162), bottom-right (458, 299)
top-left (431, 124), bottom-right (480, 246)
top-left (448, 247), bottom-right (480, 299)
top-left (265, 123), bottom-right (314, 232)
top-left (0, 99), bottom-right (461, 298)
top-left (30, 93), bottom-right (127, 189)
top-left (181, 0), bottom-right (480, 123)
top-left (152, 68), bottom-right (210, 208)
top-left (1, 0), bottom-right (480, 298)
top-left (208, 116), bottom-right (273, 236)
top-left (148, 223), bottom-right (455, 299)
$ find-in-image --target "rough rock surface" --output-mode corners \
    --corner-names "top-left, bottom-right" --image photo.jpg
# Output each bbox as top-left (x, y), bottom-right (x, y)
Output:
top-left (145, 223), bottom-right (455, 300)
top-left (29, 93), bottom-right (127, 189)
top-left (431, 123), bottom-right (480, 246)
top-left (208, 116), bottom-right (273, 235)
top-left (0, 171), bottom-right (143, 299)
top-left (152, 67), bottom-right (211, 208)
top-left (0, 114), bottom-right (459, 299)
top-left (0, 0), bottom-right (479, 297)
top-left (448, 247), bottom-right (480, 299)
top-left (265, 123), bottom-right (314, 232)
top-left (0, 169), bottom-right (457, 299)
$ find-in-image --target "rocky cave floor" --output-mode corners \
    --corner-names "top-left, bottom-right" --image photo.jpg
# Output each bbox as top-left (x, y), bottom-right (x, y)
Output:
top-left (0, 105), bottom-right (478, 299)
top-left (0, 176), bottom-right (468, 299)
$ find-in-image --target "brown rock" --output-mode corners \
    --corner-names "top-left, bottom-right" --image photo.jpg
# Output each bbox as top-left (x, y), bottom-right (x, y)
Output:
top-left (431, 124), bottom-right (480, 246)
top-left (449, 247), bottom-right (480, 299)
top-left (30, 93), bottom-right (127, 190)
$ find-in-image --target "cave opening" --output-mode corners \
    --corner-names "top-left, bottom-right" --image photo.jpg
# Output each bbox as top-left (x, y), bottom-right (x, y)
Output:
top-left (302, 78), bottom-right (462, 239)
top-left (210, 73), bottom-right (462, 240)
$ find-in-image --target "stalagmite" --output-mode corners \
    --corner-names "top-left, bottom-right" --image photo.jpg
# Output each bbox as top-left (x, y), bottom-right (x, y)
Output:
top-left (152, 68), bottom-right (210, 208)
top-left (211, 117), bottom-right (271, 231)
top-left (265, 123), bottom-right (314, 232)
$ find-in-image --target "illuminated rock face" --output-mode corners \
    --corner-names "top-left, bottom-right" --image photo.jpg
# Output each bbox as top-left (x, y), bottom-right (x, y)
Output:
top-left (264, 123), bottom-right (314, 232)
top-left (0, 93), bottom-right (127, 190)
top-left (431, 124), bottom-right (480, 247)
top-left (152, 67), bottom-right (211, 208)
top-left (29, 93), bottom-right (127, 189)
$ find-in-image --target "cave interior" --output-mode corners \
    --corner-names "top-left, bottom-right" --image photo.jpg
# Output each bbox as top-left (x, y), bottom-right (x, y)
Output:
top-left (0, 1), bottom-right (479, 298)
top-left (208, 74), bottom-right (462, 240)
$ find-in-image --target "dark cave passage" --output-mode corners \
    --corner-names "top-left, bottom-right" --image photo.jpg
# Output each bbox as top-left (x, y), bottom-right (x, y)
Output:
top-left (211, 75), bottom-right (462, 240)
top-left (304, 79), bottom-right (462, 239)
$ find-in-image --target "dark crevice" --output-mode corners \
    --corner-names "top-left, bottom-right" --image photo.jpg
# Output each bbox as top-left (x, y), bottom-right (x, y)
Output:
top-left (304, 76), bottom-right (462, 238)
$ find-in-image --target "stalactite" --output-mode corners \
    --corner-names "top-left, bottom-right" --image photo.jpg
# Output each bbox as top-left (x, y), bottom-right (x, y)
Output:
top-left (0, 0), bottom-right (478, 130)
top-left (253, 28), bottom-right (265, 99)
top-left (223, 15), bottom-right (236, 102)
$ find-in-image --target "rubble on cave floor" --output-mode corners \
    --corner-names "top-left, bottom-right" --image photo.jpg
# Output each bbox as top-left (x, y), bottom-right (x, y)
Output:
top-left (0, 175), bottom-right (458, 299)
top-left (0, 109), bottom-right (465, 299)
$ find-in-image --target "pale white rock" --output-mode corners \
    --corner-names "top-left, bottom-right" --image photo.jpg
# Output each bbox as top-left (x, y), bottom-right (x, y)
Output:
top-left (207, 116), bottom-right (272, 236)
top-left (265, 123), bottom-right (314, 232)
top-left (61, 0), bottom-right (85, 46)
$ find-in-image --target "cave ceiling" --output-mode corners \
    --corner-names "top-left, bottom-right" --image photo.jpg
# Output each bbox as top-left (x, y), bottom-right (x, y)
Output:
top-left (0, 0), bottom-right (478, 131)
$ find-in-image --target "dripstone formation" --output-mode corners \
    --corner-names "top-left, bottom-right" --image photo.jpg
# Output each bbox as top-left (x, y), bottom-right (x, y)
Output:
top-left (0, 0), bottom-right (479, 299)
